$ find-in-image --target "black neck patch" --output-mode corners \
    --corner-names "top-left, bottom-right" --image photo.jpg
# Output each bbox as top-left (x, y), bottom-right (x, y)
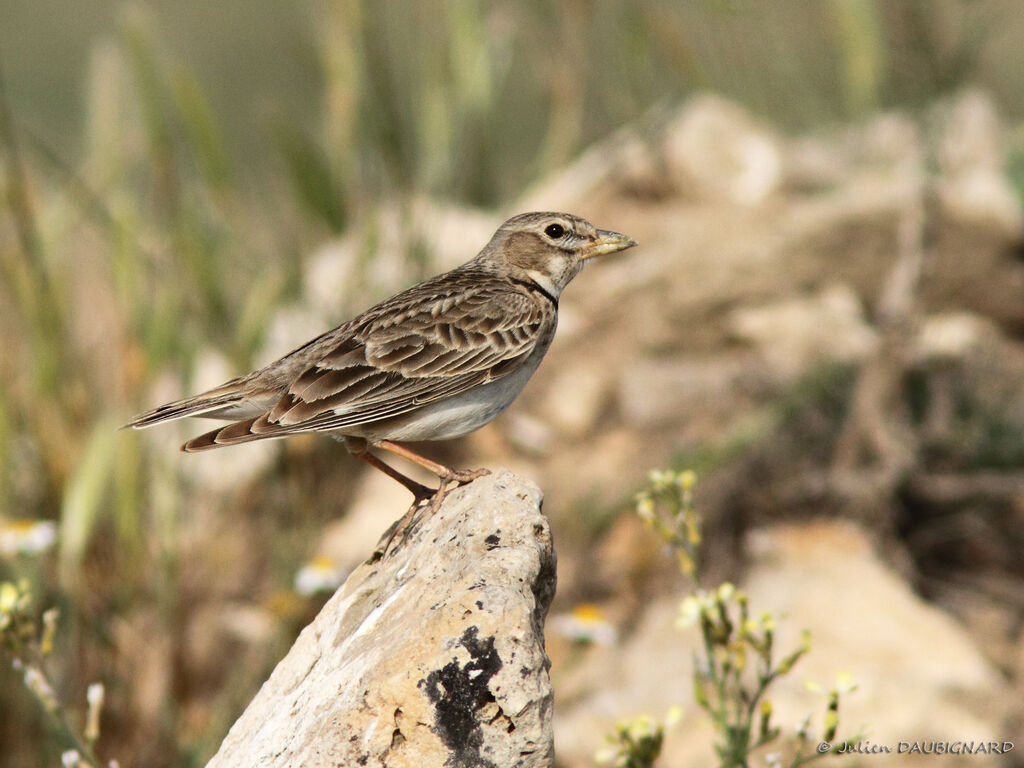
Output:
top-left (508, 276), bottom-right (558, 308)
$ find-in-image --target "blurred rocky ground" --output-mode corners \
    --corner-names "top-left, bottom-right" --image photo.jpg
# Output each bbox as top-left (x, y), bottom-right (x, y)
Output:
top-left (150, 89), bottom-right (1024, 766)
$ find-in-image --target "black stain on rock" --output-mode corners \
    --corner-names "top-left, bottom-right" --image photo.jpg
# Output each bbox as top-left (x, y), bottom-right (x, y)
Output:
top-left (420, 626), bottom-right (502, 767)
top-left (484, 533), bottom-right (501, 550)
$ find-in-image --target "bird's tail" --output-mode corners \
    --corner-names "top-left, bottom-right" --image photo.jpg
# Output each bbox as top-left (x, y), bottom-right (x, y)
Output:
top-left (124, 384), bottom-right (247, 430)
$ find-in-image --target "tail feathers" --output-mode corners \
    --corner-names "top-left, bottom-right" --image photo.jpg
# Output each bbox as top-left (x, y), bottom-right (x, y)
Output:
top-left (182, 413), bottom-right (285, 452)
top-left (125, 392), bottom-right (246, 429)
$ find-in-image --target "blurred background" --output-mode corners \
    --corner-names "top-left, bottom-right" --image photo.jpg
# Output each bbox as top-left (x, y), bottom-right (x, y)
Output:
top-left (1, 1), bottom-right (1023, 766)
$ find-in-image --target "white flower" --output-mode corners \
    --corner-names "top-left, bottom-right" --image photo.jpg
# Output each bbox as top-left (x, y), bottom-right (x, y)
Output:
top-left (0, 519), bottom-right (57, 556)
top-left (294, 556), bottom-right (345, 596)
top-left (86, 682), bottom-right (105, 742)
top-left (87, 682), bottom-right (105, 707)
top-left (550, 603), bottom-right (617, 645)
top-left (676, 592), bottom-right (716, 628)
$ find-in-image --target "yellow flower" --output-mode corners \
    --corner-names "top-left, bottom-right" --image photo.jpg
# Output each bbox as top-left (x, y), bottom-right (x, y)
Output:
top-left (41, 608), bottom-right (59, 655)
top-left (0, 581), bottom-right (18, 613)
top-left (635, 494), bottom-right (655, 522)
top-left (834, 671), bottom-right (857, 693)
top-left (678, 470), bottom-right (697, 491)
top-left (625, 714), bottom-right (657, 740)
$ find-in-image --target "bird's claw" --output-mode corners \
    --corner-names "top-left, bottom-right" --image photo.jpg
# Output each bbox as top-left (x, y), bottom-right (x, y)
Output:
top-left (441, 466), bottom-right (491, 485)
top-left (370, 467), bottom-right (489, 560)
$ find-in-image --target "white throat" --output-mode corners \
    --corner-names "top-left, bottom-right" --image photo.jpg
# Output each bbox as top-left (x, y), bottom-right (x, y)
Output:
top-left (524, 268), bottom-right (563, 299)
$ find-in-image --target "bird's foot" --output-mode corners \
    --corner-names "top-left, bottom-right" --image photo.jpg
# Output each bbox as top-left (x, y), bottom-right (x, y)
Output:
top-left (440, 466), bottom-right (490, 485)
top-left (371, 498), bottom-right (428, 561)
top-left (370, 468), bottom-right (488, 560)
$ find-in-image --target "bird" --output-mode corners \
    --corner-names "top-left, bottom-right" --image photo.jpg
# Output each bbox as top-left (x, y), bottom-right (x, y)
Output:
top-left (126, 212), bottom-right (637, 527)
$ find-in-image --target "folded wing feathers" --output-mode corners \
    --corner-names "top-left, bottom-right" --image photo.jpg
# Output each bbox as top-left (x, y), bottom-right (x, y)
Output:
top-left (182, 417), bottom-right (257, 452)
top-left (176, 281), bottom-right (551, 449)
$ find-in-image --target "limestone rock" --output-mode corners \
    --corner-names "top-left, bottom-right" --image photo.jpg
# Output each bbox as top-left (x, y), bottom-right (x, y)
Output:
top-left (616, 354), bottom-right (757, 429)
top-left (554, 519), bottom-right (1008, 768)
top-left (728, 284), bottom-right (879, 381)
top-left (538, 361), bottom-right (610, 438)
top-left (935, 90), bottom-right (1022, 232)
top-left (912, 311), bottom-right (994, 362)
top-left (743, 520), bottom-right (1008, 766)
top-left (662, 94), bottom-right (782, 204)
top-left (206, 470), bottom-right (556, 768)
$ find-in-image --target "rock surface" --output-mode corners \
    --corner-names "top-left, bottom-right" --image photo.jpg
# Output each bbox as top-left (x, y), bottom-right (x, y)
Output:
top-left (206, 470), bottom-right (556, 768)
top-left (553, 519), bottom-right (1009, 768)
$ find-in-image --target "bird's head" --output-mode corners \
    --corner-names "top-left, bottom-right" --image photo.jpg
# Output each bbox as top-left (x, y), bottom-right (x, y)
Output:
top-left (481, 212), bottom-right (637, 299)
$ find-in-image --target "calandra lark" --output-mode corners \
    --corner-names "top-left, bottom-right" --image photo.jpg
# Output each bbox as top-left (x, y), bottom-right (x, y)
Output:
top-left (127, 212), bottom-right (637, 512)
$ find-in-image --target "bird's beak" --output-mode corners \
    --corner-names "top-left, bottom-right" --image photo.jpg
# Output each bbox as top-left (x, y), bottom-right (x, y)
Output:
top-left (582, 229), bottom-right (638, 260)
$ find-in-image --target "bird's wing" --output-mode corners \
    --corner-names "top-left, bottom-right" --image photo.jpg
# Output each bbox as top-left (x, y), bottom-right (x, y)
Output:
top-left (183, 278), bottom-right (554, 450)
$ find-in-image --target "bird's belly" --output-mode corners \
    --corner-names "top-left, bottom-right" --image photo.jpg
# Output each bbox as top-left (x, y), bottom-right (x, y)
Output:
top-left (344, 357), bottom-right (542, 442)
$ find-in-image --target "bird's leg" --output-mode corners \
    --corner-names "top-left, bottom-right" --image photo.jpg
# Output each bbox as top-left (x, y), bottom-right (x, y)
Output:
top-left (374, 440), bottom-right (490, 552)
top-left (348, 438), bottom-right (489, 559)
top-left (342, 437), bottom-right (434, 501)
top-left (375, 440), bottom-right (491, 487)
top-left (343, 437), bottom-right (436, 559)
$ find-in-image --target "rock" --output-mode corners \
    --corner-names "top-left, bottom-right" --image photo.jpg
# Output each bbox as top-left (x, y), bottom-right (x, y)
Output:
top-left (206, 470), bottom-right (556, 768)
top-left (616, 354), bottom-right (757, 428)
top-left (538, 361), bottom-right (610, 438)
top-left (260, 304), bottom-right (335, 365)
top-left (728, 284), bottom-right (879, 381)
top-left (276, 201), bottom-right (502, 361)
top-left (500, 411), bottom-right (555, 457)
top-left (743, 520), bottom-right (1007, 766)
top-left (553, 519), bottom-right (1008, 768)
top-left (662, 94), bottom-right (782, 204)
top-left (935, 90), bottom-right (1022, 233)
top-left (912, 312), bottom-right (994, 362)
top-left (518, 124), bottom-right (657, 212)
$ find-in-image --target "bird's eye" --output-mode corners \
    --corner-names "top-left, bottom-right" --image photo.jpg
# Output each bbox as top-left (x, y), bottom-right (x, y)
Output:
top-left (544, 223), bottom-right (565, 240)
